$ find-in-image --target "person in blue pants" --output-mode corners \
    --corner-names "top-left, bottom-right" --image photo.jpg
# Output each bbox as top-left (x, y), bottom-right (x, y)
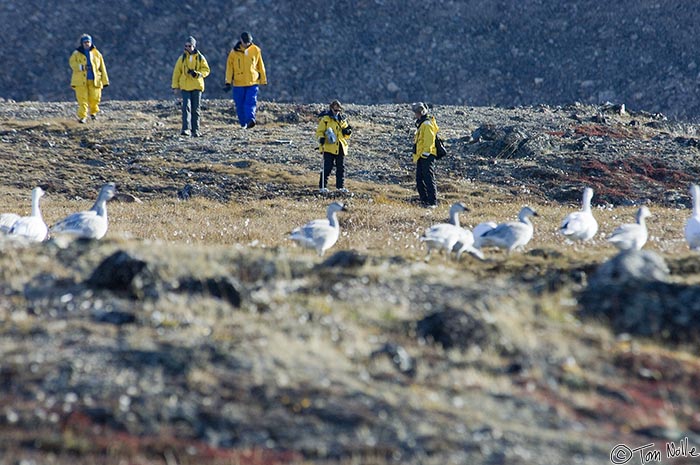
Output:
top-left (224, 32), bottom-right (267, 128)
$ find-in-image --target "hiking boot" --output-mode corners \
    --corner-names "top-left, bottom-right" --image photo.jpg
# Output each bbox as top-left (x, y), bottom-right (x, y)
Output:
top-left (338, 188), bottom-right (350, 194)
top-left (180, 130), bottom-right (191, 136)
top-left (319, 188), bottom-right (329, 194)
top-left (78, 118), bottom-right (87, 124)
top-left (192, 131), bottom-right (202, 137)
top-left (90, 114), bottom-right (97, 121)
top-left (246, 120), bottom-right (256, 129)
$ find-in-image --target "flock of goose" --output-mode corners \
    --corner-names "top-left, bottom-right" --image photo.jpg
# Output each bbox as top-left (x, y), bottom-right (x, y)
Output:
top-left (289, 184), bottom-right (700, 259)
top-left (0, 183), bottom-right (116, 242)
top-left (4, 182), bottom-right (699, 257)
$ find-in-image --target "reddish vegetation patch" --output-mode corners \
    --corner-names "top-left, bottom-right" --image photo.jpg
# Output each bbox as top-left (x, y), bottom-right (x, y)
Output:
top-left (510, 347), bottom-right (700, 441)
top-left (574, 124), bottom-right (639, 139)
top-left (573, 155), bottom-right (694, 203)
top-left (2, 409), bottom-right (302, 465)
top-left (604, 349), bottom-right (700, 430)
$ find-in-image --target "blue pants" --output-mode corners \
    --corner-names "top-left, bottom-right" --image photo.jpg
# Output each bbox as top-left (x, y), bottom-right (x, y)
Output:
top-left (232, 85), bottom-right (259, 127)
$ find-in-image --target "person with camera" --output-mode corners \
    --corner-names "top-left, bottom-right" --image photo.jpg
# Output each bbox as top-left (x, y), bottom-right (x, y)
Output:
top-left (316, 100), bottom-right (353, 193)
top-left (412, 102), bottom-right (440, 208)
top-left (224, 32), bottom-right (267, 129)
top-left (171, 36), bottom-right (210, 137)
top-left (69, 34), bottom-right (109, 123)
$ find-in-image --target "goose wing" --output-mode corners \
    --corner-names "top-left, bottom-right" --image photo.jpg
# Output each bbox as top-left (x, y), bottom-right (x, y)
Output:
top-left (608, 223), bottom-right (645, 250)
top-left (290, 220), bottom-right (339, 254)
top-left (560, 211), bottom-right (598, 241)
top-left (51, 211), bottom-right (106, 239)
top-left (10, 216), bottom-right (48, 242)
top-left (421, 223), bottom-right (462, 252)
top-left (0, 213), bottom-right (20, 233)
top-left (685, 216), bottom-right (700, 250)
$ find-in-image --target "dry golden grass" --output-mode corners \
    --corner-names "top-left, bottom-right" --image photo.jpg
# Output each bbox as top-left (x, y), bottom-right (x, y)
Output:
top-left (1, 170), bottom-right (694, 264)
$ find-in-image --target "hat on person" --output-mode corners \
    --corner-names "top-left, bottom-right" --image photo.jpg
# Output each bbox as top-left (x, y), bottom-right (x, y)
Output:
top-left (241, 32), bottom-right (253, 44)
top-left (80, 34), bottom-right (92, 44)
top-left (186, 36), bottom-right (197, 47)
top-left (330, 99), bottom-right (343, 110)
top-left (412, 102), bottom-right (428, 115)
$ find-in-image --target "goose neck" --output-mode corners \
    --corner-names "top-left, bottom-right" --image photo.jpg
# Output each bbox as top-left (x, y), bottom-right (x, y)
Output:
top-left (449, 211), bottom-right (461, 228)
top-left (328, 212), bottom-right (339, 228)
top-left (31, 195), bottom-right (42, 219)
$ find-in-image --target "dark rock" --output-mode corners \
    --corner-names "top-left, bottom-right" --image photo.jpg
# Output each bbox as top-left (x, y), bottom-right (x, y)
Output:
top-left (416, 308), bottom-right (497, 350)
top-left (176, 276), bottom-right (242, 307)
top-left (579, 250), bottom-right (700, 342)
top-left (589, 250), bottom-right (669, 285)
top-left (320, 250), bottom-right (368, 268)
top-left (86, 250), bottom-right (159, 299)
top-left (92, 310), bottom-right (137, 325)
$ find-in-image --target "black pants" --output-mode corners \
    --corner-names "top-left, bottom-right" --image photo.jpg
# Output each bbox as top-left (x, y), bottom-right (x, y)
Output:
top-left (319, 151), bottom-right (345, 189)
top-left (181, 90), bottom-right (202, 133)
top-left (416, 155), bottom-right (437, 205)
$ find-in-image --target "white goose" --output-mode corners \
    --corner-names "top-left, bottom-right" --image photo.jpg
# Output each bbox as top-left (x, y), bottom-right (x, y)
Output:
top-left (559, 186), bottom-right (598, 242)
top-left (685, 184), bottom-right (700, 250)
top-left (0, 213), bottom-right (20, 234)
top-left (473, 221), bottom-right (497, 240)
top-left (50, 183), bottom-right (116, 239)
top-left (420, 202), bottom-right (483, 260)
top-left (475, 206), bottom-right (538, 253)
top-left (289, 201), bottom-right (347, 256)
top-left (607, 206), bottom-right (651, 251)
top-left (9, 187), bottom-right (48, 242)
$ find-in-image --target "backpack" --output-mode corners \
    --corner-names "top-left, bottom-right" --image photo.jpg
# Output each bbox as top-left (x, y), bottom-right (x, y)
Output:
top-left (435, 134), bottom-right (447, 159)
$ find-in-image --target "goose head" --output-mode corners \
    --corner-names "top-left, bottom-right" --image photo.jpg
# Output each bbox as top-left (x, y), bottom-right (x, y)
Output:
top-left (518, 206), bottom-right (538, 222)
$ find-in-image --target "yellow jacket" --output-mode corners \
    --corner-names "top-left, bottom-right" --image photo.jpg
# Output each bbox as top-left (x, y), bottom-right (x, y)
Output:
top-left (69, 46), bottom-right (109, 88)
top-left (316, 111), bottom-right (351, 155)
top-left (225, 42), bottom-right (267, 87)
top-left (413, 115), bottom-right (439, 163)
top-left (172, 50), bottom-right (210, 91)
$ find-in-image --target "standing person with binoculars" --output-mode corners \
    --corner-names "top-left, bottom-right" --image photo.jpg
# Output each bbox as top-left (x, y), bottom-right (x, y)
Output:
top-left (316, 100), bottom-right (353, 194)
top-left (171, 36), bottom-right (210, 137)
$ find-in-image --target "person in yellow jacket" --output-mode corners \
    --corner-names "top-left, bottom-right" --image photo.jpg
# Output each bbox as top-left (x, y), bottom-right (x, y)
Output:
top-left (223, 32), bottom-right (267, 128)
top-left (69, 34), bottom-right (109, 123)
top-left (171, 36), bottom-right (210, 137)
top-left (316, 100), bottom-right (352, 193)
top-left (412, 102), bottom-right (439, 208)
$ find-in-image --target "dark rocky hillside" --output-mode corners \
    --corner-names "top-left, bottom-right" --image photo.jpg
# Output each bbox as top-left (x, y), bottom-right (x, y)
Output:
top-left (4, 0), bottom-right (700, 118)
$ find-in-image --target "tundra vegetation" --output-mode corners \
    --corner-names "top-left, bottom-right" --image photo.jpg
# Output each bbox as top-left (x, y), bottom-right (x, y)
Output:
top-left (1, 99), bottom-right (700, 465)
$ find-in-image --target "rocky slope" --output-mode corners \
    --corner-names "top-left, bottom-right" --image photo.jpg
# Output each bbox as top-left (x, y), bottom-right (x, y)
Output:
top-left (3, 1), bottom-right (700, 118)
top-left (2, 99), bottom-right (700, 465)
